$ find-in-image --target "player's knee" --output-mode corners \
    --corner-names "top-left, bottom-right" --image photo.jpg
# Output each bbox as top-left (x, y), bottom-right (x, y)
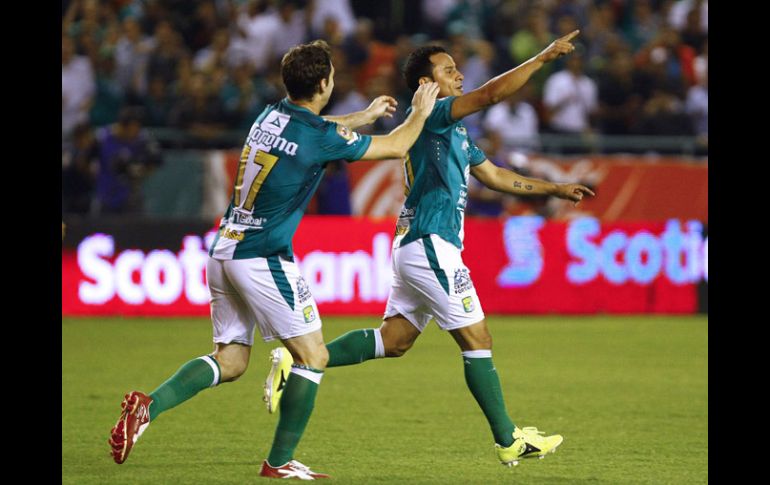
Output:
top-left (214, 355), bottom-right (249, 382)
top-left (385, 339), bottom-right (414, 358)
top-left (293, 345), bottom-right (329, 370)
top-left (219, 362), bottom-right (248, 382)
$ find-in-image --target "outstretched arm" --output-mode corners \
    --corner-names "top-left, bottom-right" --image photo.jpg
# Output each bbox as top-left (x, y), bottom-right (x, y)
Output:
top-left (470, 159), bottom-right (595, 206)
top-left (323, 95), bottom-right (398, 130)
top-left (451, 30), bottom-right (580, 121)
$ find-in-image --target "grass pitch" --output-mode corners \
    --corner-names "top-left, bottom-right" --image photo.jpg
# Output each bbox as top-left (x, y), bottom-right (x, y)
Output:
top-left (62, 315), bottom-right (707, 484)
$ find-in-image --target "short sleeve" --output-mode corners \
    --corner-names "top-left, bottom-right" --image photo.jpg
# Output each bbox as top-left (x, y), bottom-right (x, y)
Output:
top-left (319, 122), bottom-right (373, 162)
top-left (468, 138), bottom-right (487, 166)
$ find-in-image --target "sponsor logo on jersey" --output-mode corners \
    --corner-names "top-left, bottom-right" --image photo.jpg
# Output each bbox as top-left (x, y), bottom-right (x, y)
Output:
top-left (247, 110), bottom-right (298, 155)
top-left (454, 268), bottom-right (473, 294)
top-left (297, 276), bottom-right (312, 304)
top-left (462, 296), bottom-right (475, 313)
top-left (336, 124), bottom-right (361, 145)
top-left (303, 305), bottom-right (316, 323)
top-left (222, 228), bottom-right (244, 241)
top-left (231, 210), bottom-right (266, 228)
top-left (247, 127), bottom-right (298, 156)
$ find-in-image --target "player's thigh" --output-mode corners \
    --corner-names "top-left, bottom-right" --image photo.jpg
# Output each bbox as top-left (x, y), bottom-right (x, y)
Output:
top-left (207, 257), bottom-right (258, 346)
top-left (223, 256), bottom-right (322, 342)
top-left (399, 235), bottom-right (485, 331)
top-left (383, 258), bottom-right (433, 333)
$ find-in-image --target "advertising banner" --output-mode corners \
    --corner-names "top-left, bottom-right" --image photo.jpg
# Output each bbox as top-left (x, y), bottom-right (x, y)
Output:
top-left (62, 217), bottom-right (707, 316)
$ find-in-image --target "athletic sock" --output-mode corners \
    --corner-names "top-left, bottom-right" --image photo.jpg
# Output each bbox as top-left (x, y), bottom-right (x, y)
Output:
top-left (267, 366), bottom-right (324, 466)
top-left (148, 355), bottom-right (221, 420)
top-left (326, 328), bottom-right (384, 367)
top-left (462, 350), bottom-right (516, 447)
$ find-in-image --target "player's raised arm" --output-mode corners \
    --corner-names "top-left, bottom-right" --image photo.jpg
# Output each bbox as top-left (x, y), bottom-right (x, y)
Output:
top-left (323, 95), bottom-right (398, 130)
top-left (360, 82), bottom-right (440, 160)
top-left (470, 158), bottom-right (595, 206)
top-left (451, 30), bottom-right (580, 121)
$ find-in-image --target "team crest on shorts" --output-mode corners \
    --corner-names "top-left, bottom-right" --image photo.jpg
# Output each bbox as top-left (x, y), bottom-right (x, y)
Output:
top-left (454, 268), bottom-right (473, 294)
top-left (303, 305), bottom-right (316, 323)
top-left (462, 296), bottom-right (475, 313)
top-left (297, 277), bottom-right (312, 304)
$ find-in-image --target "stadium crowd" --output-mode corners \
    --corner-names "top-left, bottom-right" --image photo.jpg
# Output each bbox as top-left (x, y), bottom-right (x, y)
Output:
top-left (62, 0), bottom-right (707, 216)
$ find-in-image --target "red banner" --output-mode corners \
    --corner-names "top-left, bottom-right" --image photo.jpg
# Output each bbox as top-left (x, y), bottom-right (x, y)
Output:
top-left (62, 216), bottom-right (706, 316)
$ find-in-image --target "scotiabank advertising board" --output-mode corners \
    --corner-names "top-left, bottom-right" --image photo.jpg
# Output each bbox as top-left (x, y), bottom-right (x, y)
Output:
top-left (61, 216), bottom-right (707, 316)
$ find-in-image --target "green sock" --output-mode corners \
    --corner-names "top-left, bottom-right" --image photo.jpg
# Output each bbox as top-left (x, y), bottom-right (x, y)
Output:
top-left (267, 367), bottom-right (322, 467)
top-left (326, 328), bottom-right (382, 367)
top-left (462, 351), bottom-right (516, 447)
top-left (148, 355), bottom-right (221, 420)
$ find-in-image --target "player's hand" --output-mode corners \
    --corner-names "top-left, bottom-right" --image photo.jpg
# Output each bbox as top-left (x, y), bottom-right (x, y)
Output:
top-left (536, 30), bottom-right (580, 64)
top-left (556, 183), bottom-right (595, 206)
top-left (366, 95), bottom-right (398, 122)
top-left (412, 82), bottom-right (440, 117)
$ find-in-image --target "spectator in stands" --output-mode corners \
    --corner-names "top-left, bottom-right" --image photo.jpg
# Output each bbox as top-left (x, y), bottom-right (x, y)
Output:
top-left (63, 35), bottom-right (96, 141)
top-left (685, 68), bottom-right (707, 149)
top-left (221, 63), bottom-right (277, 129)
top-left (114, 16), bottom-right (154, 102)
top-left (309, 0), bottom-right (355, 40)
top-left (146, 20), bottom-right (188, 88)
top-left (271, 0), bottom-right (310, 63)
top-left (542, 50), bottom-right (597, 136)
top-left (633, 84), bottom-right (694, 137)
top-left (142, 75), bottom-right (175, 127)
top-left (95, 107), bottom-right (162, 214)
top-left (621, 0), bottom-right (662, 51)
top-left (596, 54), bottom-right (643, 136)
top-left (169, 72), bottom-right (227, 142)
top-left (89, 53), bottom-right (125, 128)
top-left (233, 0), bottom-right (281, 74)
top-left (62, 123), bottom-right (99, 214)
top-left (482, 85), bottom-right (540, 153)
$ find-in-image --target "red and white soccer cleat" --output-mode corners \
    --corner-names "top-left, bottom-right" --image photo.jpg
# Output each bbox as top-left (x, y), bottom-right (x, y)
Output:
top-left (109, 391), bottom-right (152, 464)
top-left (259, 460), bottom-right (330, 480)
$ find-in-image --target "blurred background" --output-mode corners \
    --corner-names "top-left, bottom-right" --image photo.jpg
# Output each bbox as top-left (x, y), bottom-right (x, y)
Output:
top-left (61, 0), bottom-right (708, 316)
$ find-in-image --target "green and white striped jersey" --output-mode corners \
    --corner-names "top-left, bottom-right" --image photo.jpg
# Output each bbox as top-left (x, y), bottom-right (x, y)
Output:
top-left (395, 96), bottom-right (487, 250)
top-left (209, 98), bottom-right (372, 260)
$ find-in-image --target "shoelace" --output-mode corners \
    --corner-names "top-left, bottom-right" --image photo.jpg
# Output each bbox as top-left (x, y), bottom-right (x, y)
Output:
top-left (520, 427), bottom-right (545, 436)
top-left (289, 460), bottom-right (311, 472)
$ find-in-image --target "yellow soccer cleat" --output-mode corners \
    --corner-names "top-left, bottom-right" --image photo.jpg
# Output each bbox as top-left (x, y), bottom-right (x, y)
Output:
top-left (495, 426), bottom-right (564, 466)
top-left (263, 347), bottom-right (294, 413)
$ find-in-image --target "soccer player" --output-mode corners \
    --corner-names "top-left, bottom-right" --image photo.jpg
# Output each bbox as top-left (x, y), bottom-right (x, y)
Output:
top-left (265, 31), bottom-right (595, 467)
top-left (108, 40), bottom-right (440, 480)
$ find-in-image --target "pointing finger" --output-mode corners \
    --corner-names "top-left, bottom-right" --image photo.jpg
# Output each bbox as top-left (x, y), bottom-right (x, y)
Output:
top-left (560, 29), bottom-right (580, 42)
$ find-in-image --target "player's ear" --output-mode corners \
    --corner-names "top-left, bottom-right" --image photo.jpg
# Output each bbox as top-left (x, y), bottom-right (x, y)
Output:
top-left (418, 76), bottom-right (433, 86)
top-left (319, 77), bottom-right (329, 93)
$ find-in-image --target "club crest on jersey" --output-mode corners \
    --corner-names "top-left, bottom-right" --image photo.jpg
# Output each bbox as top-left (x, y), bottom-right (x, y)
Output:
top-left (462, 296), bottom-right (475, 313)
top-left (455, 125), bottom-right (467, 136)
top-left (297, 277), bottom-right (312, 304)
top-left (303, 306), bottom-right (316, 323)
top-left (454, 268), bottom-right (473, 294)
top-left (336, 124), bottom-right (360, 145)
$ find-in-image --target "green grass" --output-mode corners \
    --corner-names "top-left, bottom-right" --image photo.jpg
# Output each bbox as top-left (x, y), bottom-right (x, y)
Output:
top-left (63, 315), bottom-right (707, 484)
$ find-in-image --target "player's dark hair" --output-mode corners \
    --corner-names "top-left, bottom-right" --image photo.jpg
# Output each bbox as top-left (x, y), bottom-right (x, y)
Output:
top-left (281, 40), bottom-right (332, 101)
top-left (403, 45), bottom-right (448, 92)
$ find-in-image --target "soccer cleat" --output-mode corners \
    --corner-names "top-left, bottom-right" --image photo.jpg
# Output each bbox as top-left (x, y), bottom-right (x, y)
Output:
top-left (263, 347), bottom-right (294, 413)
top-left (495, 426), bottom-right (563, 466)
top-left (109, 391), bottom-right (153, 464)
top-left (259, 459), bottom-right (330, 480)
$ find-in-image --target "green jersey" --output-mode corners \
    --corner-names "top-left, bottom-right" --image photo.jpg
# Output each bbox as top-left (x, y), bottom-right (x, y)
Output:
top-left (395, 96), bottom-right (487, 249)
top-left (209, 98), bottom-right (372, 260)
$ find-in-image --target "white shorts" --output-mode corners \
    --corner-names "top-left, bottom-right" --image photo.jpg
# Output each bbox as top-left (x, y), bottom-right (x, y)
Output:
top-left (206, 256), bottom-right (322, 345)
top-left (384, 234), bottom-right (485, 332)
